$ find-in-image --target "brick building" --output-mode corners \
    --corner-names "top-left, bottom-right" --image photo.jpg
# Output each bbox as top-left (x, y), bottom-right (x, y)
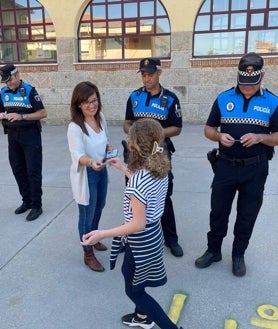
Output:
top-left (1, 0), bottom-right (278, 125)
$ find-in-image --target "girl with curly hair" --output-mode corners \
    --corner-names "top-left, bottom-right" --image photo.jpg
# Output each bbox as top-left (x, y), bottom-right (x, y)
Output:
top-left (81, 118), bottom-right (183, 329)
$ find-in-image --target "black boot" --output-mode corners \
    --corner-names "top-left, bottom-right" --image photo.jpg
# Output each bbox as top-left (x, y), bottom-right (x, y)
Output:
top-left (232, 256), bottom-right (246, 277)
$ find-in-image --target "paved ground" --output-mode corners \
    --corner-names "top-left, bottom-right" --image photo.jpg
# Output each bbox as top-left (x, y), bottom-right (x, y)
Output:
top-left (0, 124), bottom-right (277, 329)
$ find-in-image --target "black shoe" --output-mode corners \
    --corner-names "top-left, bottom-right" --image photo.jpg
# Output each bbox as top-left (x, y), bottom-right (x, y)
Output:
top-left (121, 313), bottom-right (154, 329)
top-left (165, 242), bottom-right (184, 257)
top-left (26, 208), bottom-right (43, 221)
top-left (232, 256), bottom-right (246, 277)
top-left (195, 250), bottom-right (222, 268)
top-left (15, 202), bottom-right (32, 214)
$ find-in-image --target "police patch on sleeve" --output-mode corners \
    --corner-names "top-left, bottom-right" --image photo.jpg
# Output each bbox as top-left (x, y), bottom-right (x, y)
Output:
top-left (226, 102), bottom-right (234, 111)
top-left (34, 95), bottom-right (41, 102)
top-left (133, 100), bottom-right (138, 109)
top-left (175, 104), bottom-right (182, 118)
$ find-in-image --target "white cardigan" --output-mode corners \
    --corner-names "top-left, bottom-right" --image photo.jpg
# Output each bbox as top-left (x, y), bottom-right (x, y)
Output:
top-left (67, 112), bottom-right (109, 205)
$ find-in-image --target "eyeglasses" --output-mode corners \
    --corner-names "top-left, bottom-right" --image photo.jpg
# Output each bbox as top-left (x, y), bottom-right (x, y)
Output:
top-left (82, 98), bottom-right (99, 106)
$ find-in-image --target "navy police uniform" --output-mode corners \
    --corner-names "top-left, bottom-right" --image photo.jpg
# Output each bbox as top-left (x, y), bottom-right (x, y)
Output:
top-left (125, 85), bottom-right (182, 246)
top-left (207, 85), bottom-right (278, 257)
top-left (0, 79), bottom-right (44, 210)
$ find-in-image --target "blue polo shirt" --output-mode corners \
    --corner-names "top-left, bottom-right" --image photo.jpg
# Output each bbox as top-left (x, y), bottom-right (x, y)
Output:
top-left (125, 86), bottom-right (182, 129)
top-left (206, 86), bottom-right (278, 158)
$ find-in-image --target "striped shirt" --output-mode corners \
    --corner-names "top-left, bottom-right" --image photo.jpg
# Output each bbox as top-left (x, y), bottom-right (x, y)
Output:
top-left (110, 169), bottom-right (168, 291)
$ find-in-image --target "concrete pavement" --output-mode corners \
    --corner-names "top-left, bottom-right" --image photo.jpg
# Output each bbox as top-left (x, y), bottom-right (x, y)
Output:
top-left (0, 124), bottom-right (277, 329)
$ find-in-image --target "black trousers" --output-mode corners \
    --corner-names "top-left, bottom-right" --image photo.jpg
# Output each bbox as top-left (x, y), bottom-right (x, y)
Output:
top-left (207, 158), bottom-right (269, 256)
top-left (7, 126), bottom-right (43, 209)
top-left (161, 170), bottom-right (178, 244)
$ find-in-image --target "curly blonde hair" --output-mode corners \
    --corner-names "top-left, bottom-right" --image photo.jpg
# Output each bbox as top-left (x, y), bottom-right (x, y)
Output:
top-left (127, 118), bottom-right (170, 178)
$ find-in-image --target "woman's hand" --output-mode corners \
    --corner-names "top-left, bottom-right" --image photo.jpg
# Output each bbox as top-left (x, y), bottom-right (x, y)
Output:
top-left (81, 230), bottom-right (103, 246)
top-left (92, 160), bottom-right (106, 171)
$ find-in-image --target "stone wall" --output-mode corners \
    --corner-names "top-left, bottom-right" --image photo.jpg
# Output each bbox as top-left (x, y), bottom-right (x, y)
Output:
top-left (11, 0), bottom-right (277, 126)
top-left (17, 31), bottom-right (278, 126)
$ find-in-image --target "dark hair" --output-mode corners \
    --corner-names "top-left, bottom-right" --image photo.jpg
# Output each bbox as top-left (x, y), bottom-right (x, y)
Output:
top-left (127, 118), bottom-right (170, 178)
top-left (70, 81), bottom-right (102, 135)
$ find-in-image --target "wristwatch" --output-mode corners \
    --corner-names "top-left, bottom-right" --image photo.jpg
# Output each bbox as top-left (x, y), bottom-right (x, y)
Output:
top-left (21, 114), bottom-right (28, 120)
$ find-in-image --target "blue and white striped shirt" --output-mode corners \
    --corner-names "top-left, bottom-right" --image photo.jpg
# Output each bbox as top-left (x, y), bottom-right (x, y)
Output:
top-left (110, 169), bottom-right (168, 290)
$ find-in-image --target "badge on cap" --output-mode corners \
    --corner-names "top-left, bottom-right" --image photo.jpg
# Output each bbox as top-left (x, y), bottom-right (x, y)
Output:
top-left (246, 66), bottom-right (254, 75)
top-left (143, 59), bottom-right (149, 67)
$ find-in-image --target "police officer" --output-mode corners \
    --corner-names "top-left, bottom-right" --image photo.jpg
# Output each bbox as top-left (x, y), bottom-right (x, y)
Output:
top-left (123, 58), bottom-right (183, 257)
top-left (195, 53), bottom-right (278, 276)
top-left (0, 64), bottom-right (47, 221)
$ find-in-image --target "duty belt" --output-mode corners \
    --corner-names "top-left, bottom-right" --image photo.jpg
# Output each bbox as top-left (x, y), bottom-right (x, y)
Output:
top-left (5, 123), bottom-right (37, 131)
top-left (218, 153), bottom-right (268, 166)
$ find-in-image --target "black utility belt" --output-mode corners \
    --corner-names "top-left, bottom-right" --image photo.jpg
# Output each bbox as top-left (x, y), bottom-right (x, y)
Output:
top-left (5, 123), bottom-right (37, 131)
top-left (218, 153), bottom-right (268, 166)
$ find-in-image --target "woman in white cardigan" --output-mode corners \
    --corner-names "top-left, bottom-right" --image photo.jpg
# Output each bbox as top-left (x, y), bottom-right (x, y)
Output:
top-left (67, 81), bottom-right (111, 272)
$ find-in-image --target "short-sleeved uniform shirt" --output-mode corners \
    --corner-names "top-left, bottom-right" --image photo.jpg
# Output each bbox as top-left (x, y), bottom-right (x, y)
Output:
top-left (0, 80), bottom-right (44, 128)
top-left (207, 86), bottom-right (278, 158)
top-left (125, 86), bottom-right (182, 130)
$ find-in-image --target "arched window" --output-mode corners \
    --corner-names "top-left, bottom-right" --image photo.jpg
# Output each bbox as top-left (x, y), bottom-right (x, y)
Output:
top-left (193, 0), bottom-right (278, 57)
top-left (0, 0), bottom-right (56, 63)
top-left (78, 0), bottom-right (171, 62)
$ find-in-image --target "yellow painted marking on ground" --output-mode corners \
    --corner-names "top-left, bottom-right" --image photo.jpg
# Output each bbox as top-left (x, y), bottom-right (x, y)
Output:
top-left (250, 318), bottom-right (278, 329)
top-left (168, 293), bottom-right (187, 324)
top-left (250, 304), bottom-right (278, 329)
top-left (224, 319), bottom-right (237, 329)
top-left (257, 304), bottom-right (278, 321)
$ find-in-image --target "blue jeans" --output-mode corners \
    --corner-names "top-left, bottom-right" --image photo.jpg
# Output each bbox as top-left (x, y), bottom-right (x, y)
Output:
top-left (78, 167), bottom-right (108, 251)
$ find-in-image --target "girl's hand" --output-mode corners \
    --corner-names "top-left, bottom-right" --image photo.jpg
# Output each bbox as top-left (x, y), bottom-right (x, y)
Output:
top-left (109, 158), bottom-right (132, 178)
top-left (108, 157), bottom-right (122, 169)
top-left (81, 230), bottom-right (103, 246)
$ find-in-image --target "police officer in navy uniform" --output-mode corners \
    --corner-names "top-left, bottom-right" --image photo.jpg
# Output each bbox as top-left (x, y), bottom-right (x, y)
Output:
top-left (195, 53), bottom-right (278, 276)
top-left (123, 58), bottom-right (183, 257)
top-left (0, 64), bottom-right (47, 221)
